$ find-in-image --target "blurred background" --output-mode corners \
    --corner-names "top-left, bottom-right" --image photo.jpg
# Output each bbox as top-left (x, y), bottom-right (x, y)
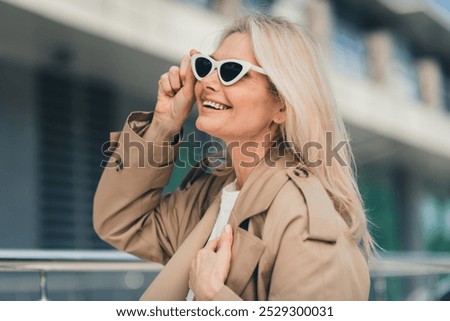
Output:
top-left (0, 0), bottom-right (449, 300)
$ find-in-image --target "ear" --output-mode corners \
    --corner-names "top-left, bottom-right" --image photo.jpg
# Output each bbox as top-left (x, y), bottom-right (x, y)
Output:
top-left (272, 102), bottom-right (287, 125)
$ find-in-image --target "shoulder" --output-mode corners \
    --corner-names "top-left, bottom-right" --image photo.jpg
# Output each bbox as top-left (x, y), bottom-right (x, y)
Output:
top-left (269, 168), bottom-right (339, 243)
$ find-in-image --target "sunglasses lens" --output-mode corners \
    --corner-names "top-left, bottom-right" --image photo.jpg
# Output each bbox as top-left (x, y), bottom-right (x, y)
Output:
top-left (194, 57), bottom-right (213, 78)
top-left (220, 62), bottom-right (243, 82)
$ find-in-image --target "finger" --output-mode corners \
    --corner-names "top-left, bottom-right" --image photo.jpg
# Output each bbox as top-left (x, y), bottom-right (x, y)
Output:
top-left (168, 66), bottom-right (181, 92)
top-left (182, 49), bottom-right (200, 92)
top-left (182, 59), bottom-right (196, 93)
top-left (158, 73), bottom-right (175, 97)
top-left (204, 238), bottom-right (220, 251)
top-left (217, 225), bottom-right (233, 259)
top-left (189, 49), bottom-right (200, 56)
top-left (179, 55), bottom-right (190, 86)
top-left (215, 230), bottom-right (233, 277)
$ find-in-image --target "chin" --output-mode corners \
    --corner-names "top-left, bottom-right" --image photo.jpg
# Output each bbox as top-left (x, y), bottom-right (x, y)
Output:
top-left (195, 117), bottom-right (212, 135)
top-left (195, 117), bottom-right (222, 139)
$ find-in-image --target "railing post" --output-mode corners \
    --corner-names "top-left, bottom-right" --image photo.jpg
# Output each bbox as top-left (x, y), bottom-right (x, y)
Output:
top-left (373, 277), bottom-right (387, 300)
top-left (39, 271), bottom-right (48, 301)
top-left (428, 274), bottom-right (439, 300)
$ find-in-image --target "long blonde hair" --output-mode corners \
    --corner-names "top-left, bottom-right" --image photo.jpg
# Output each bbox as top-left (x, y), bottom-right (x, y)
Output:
top-left (219, 15), bottom-right (374, 257)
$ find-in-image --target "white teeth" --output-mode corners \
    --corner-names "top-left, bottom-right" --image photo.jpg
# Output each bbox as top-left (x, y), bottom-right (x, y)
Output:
top-left (203, 100), bottom-right (230, 110)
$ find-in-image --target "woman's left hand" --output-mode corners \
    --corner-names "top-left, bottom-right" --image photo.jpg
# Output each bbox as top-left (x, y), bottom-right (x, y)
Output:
top-left (189, 225), bottom-right (233, 300)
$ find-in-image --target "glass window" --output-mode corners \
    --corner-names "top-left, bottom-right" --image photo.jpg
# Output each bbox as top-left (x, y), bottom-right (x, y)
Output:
top-left (358, 165), bottom-right (400, 251)
top-left (331, 20), bottom-right (369, 78)
top-left (180, 0), bottom-right (212, 9)
top-left (390, 36), bottom-right (421, 101)
top-left (420, 193), bottom-right (450, 252)
top-left (444, 73), bottom-right (450, 113)
top-left (36, 69), bottom-right (116, 249)
top-left (242, 0), bottom-right (275, 12)
top-left (180, 0), bottom-right (276, 13)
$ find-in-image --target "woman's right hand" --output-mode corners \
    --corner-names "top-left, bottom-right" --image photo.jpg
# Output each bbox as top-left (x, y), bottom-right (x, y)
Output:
top-left (151, 49), bottom-right (199, 137)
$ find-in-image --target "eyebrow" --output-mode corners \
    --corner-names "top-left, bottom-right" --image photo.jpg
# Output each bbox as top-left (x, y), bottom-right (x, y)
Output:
top-left (209, 54), bottom-right (244, 61)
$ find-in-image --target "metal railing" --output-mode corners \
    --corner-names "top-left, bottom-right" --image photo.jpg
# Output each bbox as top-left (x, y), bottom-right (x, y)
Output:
top-left (1, 250), bottom-right (450, 300)
top-left (368, 251), bottom-right (450, 300)
top-left (0, 250), bottom-right (162, 300)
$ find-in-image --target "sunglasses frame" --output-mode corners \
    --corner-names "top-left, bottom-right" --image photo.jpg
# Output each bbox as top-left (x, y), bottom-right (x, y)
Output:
top-left (190, 54), bottom-right (267, 86)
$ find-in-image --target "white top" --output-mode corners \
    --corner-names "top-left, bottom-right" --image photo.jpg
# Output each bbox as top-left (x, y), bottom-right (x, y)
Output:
top-left (186, 179), bottom-right (240, 300)
top-left (207, 179), bottom-right (240, 241)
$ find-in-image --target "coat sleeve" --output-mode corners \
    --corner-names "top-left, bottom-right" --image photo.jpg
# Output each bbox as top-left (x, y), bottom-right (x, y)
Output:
top-left (93, 112), bottom-right (204, 265)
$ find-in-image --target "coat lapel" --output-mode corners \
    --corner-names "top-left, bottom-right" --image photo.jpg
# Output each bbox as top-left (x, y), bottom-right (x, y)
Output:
top-left (229, 149), bottom-right (293, 227)
top-left (222, 149), bottom-right (294, 296)
top-left (225, 226), bottom-right (265, 296)
top-left (140, 194), bottom-right (222, 301)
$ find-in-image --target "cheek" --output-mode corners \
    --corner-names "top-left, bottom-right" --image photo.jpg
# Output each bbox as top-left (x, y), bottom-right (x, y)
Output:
top-left (194, 82), bottom-right (202, 100)
top-left (234, 91), bottom-right (277, 117)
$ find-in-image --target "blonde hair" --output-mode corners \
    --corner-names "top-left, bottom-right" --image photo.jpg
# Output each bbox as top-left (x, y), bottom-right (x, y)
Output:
top-left (219, 15), bottom-right (374, 257)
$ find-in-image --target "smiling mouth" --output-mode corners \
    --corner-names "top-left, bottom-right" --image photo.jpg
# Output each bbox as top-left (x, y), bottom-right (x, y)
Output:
top-left (202, 100), bottom-right (232, 110)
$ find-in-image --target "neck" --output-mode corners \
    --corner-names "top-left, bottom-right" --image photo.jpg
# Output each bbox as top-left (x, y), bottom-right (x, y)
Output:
top-left (225, 132), bottom-right (275, 190)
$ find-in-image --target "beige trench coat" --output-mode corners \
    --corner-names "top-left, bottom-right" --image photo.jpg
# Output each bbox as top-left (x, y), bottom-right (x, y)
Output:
top-left (93, 112), bottom-right (370, 301)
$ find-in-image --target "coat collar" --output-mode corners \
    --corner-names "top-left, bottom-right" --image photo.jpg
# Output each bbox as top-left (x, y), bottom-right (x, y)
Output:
top-left (228, 146), bottom-right (295, 228)
top-left (229, 145), bottom-right (339, 243)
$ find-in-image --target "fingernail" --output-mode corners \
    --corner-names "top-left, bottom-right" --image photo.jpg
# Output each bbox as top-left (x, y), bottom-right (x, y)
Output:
top-left (225, 224), bottom-right (231, 234)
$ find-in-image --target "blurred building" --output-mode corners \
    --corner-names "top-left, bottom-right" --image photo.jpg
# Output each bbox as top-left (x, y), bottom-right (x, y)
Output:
top-left (0, 0), bottom-right (449, 299)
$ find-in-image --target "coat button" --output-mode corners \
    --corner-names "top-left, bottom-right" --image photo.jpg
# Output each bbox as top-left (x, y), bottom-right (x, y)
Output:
top-left (294, 168), bottom-right (308, 178)
top-left (115, 159), bottom-right (123, 171)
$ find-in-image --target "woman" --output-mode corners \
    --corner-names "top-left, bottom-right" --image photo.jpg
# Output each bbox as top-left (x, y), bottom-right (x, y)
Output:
top-left (93, 15), bottom-right (373, 301)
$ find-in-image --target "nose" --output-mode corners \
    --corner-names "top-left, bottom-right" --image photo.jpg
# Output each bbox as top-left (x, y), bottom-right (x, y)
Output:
top-left (201, 68), bottom-right (221, 92)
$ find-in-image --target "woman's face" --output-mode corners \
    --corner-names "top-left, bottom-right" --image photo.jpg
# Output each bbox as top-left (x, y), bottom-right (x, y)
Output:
top-left (194, 32), bottom-right (284, 145)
